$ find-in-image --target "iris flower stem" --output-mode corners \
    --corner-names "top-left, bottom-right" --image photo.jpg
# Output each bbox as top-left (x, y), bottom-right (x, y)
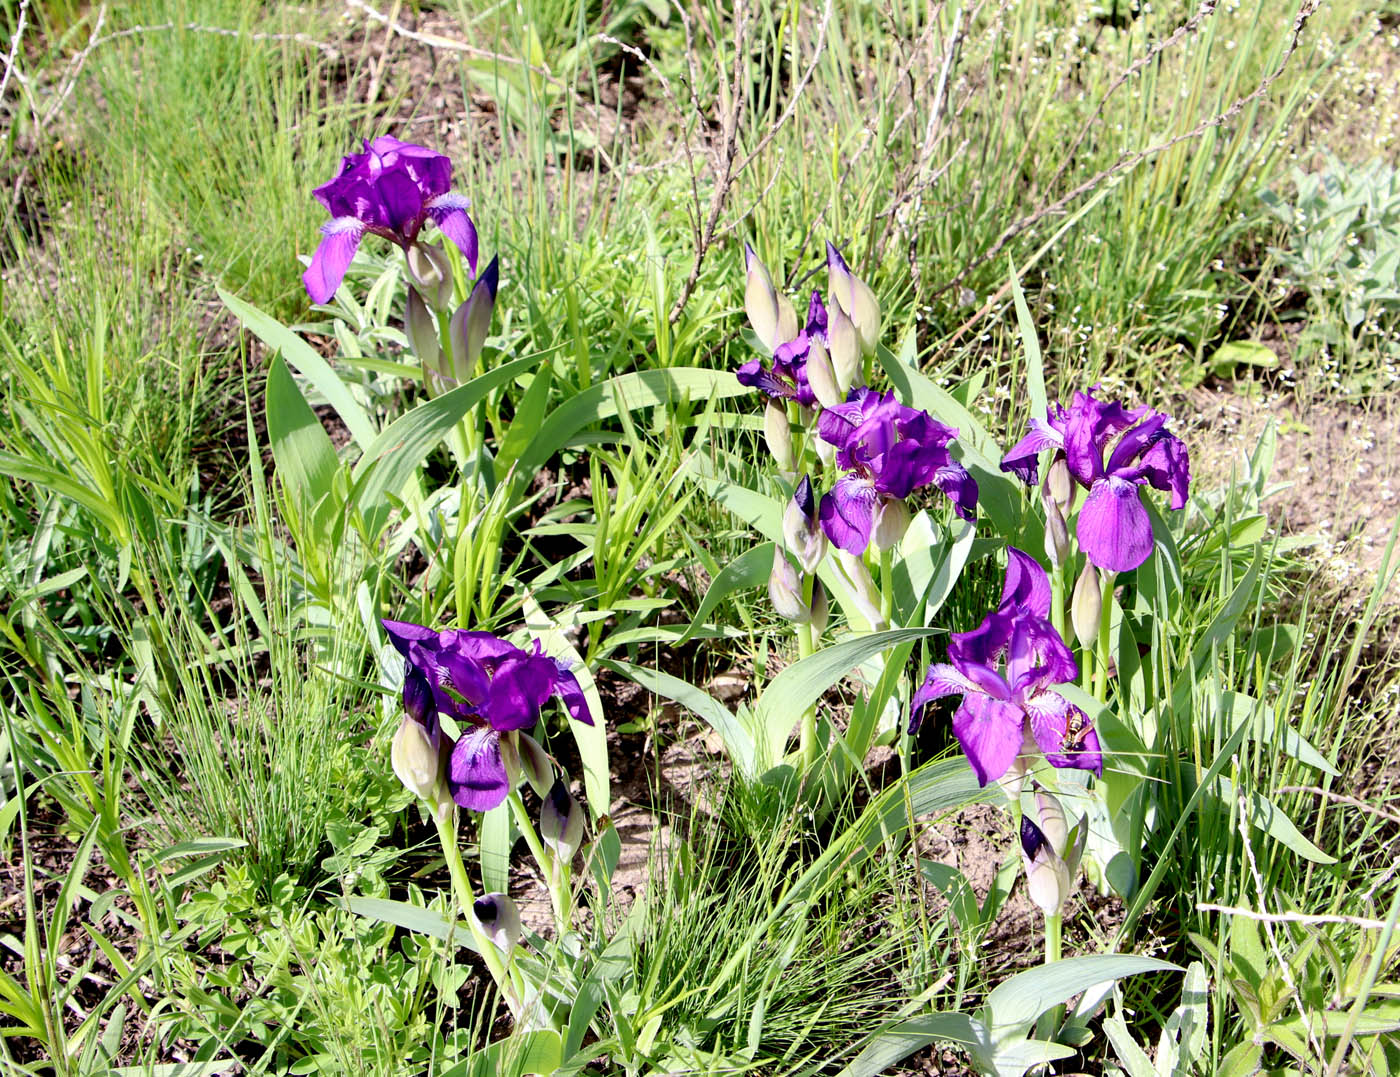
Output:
top-left (1093, 570), bottom-right (1117, 702)
top-left (878, 547), bottom-right (895, 625)
top-left (1050, 568), bottom-right (1067, 643)
top-left (432, 809), bottom-right (518, 1014)
top-left (506, 790), bottom-right (570, 935)
top-left (797, 571), bottom-right (819, 769)
top-left (1035, 911), bottom-right (1066, 1041)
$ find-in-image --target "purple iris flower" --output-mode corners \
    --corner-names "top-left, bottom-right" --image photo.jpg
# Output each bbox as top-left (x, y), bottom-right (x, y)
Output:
top-left (909, 548), bottom-right (1102, 786)
top-left (1001, 386), bottom-right (1191, 573)
top-left (735, 291), bottom-right (828, 407)
top-left (304, 136), bottom-right (479, 305)
top-left (382, 620), bottom-right (592, 812)
top-left (813, 387), bottom-right (977, 553)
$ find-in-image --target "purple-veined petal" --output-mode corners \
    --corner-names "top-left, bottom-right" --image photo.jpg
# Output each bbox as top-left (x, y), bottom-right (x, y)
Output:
top-left (1000, 418), bottom-right (1065, 486)
top-left (1138, 433), bottom-right (1191, 510)
top-left (551, 660), bottom-right (594, 726)
top-left (934, 459), bottom-right (979, 521)
top-left (1105, 412), bottom-right (1167, 474)
top-left (947, 608), bottom-right (1015, 670)
top-left (818, 477), bottom-right (879, 554)
top-left (1077, 475), bottom-right (1155, 572)
top-left (1001, 547), bottom-right (1051, 619)
top-left (951, 694), bottom-right (1028, 786)
top-left (1006, 612), bottom-right (1077, 693)
top-left (438, 650), bottom-right (490, 708)
top-left (447, 726), bottom-right (511, 811)
top-left (909, 662), bottom-right (980, 733)
top-left (1026, 692), bottom-right (1103, 776)
top-left (303, 218), bottom-right (364, 304)
top-left (476, 653), bottom-right (556, 732)
top-left (382, 618), bottom-right (440, 659)
top-left (377, 168), bottom-right (430, 238)
top-left (426, 192), bottom-right (478, 274)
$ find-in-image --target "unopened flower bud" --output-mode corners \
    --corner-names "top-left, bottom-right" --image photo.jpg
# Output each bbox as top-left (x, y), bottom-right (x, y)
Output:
top-left (472, 893), bottom-right (521, 956)
top-left (448, 255), bottom-right (499, 384)
top-left (1020, 786), bottom-right (1087, 916)
top-left (1043, 457), bottom-right (1074, 514)
top-left (743, 243), bottom-right (799, 352)
top-left (540, 779), bottom-right (585, 861)
top-left (782, 475), bottom-right (827, 573)
top-left (872, 497), bottom-right (911, 552)
top-left (405, 241), bottom-right (455, 310)
top-left (405, 285), bottom-right (442, 377)
top-left (516, 733), bottom-right (553, 798)
top-left (391, 715), bottom-right (440, 802)
top-left (768, 547), bottom-right (809, 624)
top-left (805, 339), bottom-right (842, 409)
top-left (764, 399), bottom-right (795, 472)
top-left (826, 305), bottom-right (862, 393)
top-left (826, 241), bottom-right (881, 356)
top-left (402, 668), bottom-right (437, 730)
top-left (1071, 563), bottom-right (1101, 649)
top-left (1044, 499), bottom-right (1070, 568)
top-left (1021, 816), bottom-right (1072, 915)
top-left (837, 549), bottom-right (886, 631)
top-left (810, 579), bottom-right (829, 636)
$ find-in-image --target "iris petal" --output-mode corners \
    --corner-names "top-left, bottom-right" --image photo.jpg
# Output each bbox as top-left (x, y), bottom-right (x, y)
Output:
top-left (303, 219), bottom-right (365, 304)
top-left (951, 694), bottom-right (1028, 786)
top-left (447, 726), bottom-right (511, 810)
top-left (1077, 475), bottom-right (1155, 572)
top-left (426, 193), bottom-right (479, 274)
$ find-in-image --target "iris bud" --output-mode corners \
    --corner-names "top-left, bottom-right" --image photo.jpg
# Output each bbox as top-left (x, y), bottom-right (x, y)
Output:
top-left (872, 498), bottom-right (911, 552)
top-left (448, 255), bottom-right (499, 384)
top-left (391, 716), bottom-right (440, 803)
top-left (540, 779), bottom-right (585, 862)
top-left (1044, 499), bottom-right (1070, 569)
top-left (837, 549), bottom-right (886, 631)
top-left (516, 733), bottom-right (554, 798)
top-left (1071, 563), bottom-right (1101, 649)
top-left (402, 669), bottom-right (437, 730)
top-left (405, 241), bottom-right (455, 310)
top-left (768, 547), bottom-right (810, 624)
top-left (472, 893), bottom-right (522, 956)
top-left (1043, 457), bottom-right (1074, 514)
top-left (1019, 786), bottom-right (1087, 916)
top-left (405, 285), bottom-right (442, 380)
top-left (805, 340), bottom-right (842, 409)
top-left (764, 399), bottom-right (796, 473)
top-left (826, 305), bottom-right (862, 394)
top-left (826, 241), bottom-right (881, 357)
top-left (782, 475), bottom-right (827, 574)
top-left (743, 244), bottom-right (799, 352)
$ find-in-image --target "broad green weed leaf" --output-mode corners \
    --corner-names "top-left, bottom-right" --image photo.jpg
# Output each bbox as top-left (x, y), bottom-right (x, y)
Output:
top-left (452, 1030), bottom-right (561, 1077)
top-left (604, 658), bottom-right (757, 777)
top-left (220, 287), bottom-right (377, 450)
top-left (836, 1012), bottom-right (982, 1077)
top-left (1008, 259), bottom-right (1048, 421)
top-left (351, 354), bottom-right (537, 514)
top-left (347, 897), bottom-right (472, 950)
top-left (266, 353), bottom-right (340, 517)
top-left (517, 368), bottom-right (747, 476)
top-left (753, 628), bottom-right (940, 767)
top-left (984, 955), bottom-right (1180, 1047)
top-left (677, 542), bottom-right (775, 645)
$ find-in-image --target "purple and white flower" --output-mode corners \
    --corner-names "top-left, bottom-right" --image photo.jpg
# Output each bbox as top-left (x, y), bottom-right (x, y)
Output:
top-left (909, 548), bottom-right (1101, 786)
top-left (304, 136), bottom-right (478, 305)
top-left (1001, 387), bottom-right (1191, 573)
top-left (814, 387), bottom-right (977, 554)
top-left (383, 620), bottom-right (592, 812)
top-left (736, 290), bottom-right (828, 407)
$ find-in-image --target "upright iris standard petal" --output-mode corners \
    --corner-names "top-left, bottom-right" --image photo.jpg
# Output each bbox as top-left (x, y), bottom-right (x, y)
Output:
top-left (1000, 547), bottom-right (1052, 619)
top-left (816, 387), bottom-right (977, 553)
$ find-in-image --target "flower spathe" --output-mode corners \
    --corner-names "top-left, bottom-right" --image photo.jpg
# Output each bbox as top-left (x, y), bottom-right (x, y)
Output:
top-left (1001, 386), bottom-right (1191, 573)
top-left (304, 136), bottom-right (479, 304)
top-left (910, 548), bottom-right (1102, 785)
top-left (815, 386), bottom-right (978, 554)
top-left (382, 619), bottom-right (592, 812)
